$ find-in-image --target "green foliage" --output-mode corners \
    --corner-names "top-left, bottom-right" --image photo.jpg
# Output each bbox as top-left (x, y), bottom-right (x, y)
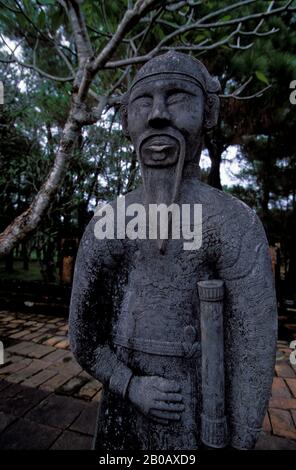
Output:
top-left (0, 0), bottom-right (295, 286)
top-left (255, 70), bottom-right (269, 85)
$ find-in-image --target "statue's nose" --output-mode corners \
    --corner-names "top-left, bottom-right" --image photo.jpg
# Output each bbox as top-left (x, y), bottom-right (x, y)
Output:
top-left (148, 97), bottom-right (170, 128)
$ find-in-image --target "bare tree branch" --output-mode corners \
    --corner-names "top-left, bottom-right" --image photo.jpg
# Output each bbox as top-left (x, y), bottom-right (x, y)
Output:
top-left (0, 2), bottom-right (77, 81)
top-left (0, 56), bottom-right (75, 82)
top-left (220, 77), bottom-right (272, 100)
top-left (59, 0), bottom-right (93, 64)
top-left (48, 33), bottom-right (76, 75)
top-left (165, 1), bottom-right (187, 12)
top-left (194, 0), bottom-right (293, 29)
top-left (76, 0), bottom-right (163, 101)
top-left (162, 23), bottom-right (244, 51)
top-left (91, 0), bottom-right (163, 73)
top-left (103, 0), bottom-right (292, 68)
top-left (108, 67), bottom-right (132, 96)
top-left (228, 36), bottom-right (253, 50)
top-left (0, 0), bottom-right (292, 256)
top-left (0, 116), bottom-right (80, 256)
top-left (197, 0), bottom-right (256, 24)
top-left (223, 84), bottom-right (272, 100)
top-left (0, 1), bottom-right (165, 254)
top-left (14, 0), bottom-right (58, 45)
top-left (137, 6), bottom-right (164, 50)
top-left (100, 0), bottom-right (112, 35)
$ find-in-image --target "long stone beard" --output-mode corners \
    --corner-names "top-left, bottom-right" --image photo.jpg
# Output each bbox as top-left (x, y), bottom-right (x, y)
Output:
top-left (137, 131), bottom-right (186, 254)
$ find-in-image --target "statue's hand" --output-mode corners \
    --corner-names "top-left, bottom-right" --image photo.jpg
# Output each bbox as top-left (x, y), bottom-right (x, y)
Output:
top-left (127, 376), bottom-right (184, 424)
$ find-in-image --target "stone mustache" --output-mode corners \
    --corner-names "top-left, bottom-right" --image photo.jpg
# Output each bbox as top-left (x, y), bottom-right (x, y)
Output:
top-left (69, 51), bottom-right (277, 450)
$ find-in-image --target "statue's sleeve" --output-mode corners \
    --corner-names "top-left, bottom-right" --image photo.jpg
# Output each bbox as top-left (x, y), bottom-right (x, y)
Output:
top-left (216, 203), bottom-right (277, 449)
top-left (69, 217), bottom-right (133, 399)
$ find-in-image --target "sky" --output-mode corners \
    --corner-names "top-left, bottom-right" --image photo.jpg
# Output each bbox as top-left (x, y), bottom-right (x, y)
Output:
top-left (200, 146), bottom-right (241, 187)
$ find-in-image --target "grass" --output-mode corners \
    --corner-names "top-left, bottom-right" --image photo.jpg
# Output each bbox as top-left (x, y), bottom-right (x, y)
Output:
top-left (0, 260), bottom-right (50, 282)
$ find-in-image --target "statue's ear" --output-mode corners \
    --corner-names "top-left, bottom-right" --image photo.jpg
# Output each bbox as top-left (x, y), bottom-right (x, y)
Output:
top-left (120, 94), bottom-right (130, 139)
top-left (204, 94), bottom-right (220, 130)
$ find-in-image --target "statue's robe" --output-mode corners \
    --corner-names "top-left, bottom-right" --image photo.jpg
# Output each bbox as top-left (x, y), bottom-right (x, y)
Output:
top-left (69, 177), bottom-right (277, 450)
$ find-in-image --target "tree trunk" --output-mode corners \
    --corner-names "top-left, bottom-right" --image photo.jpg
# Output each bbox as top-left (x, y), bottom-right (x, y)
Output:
top-left (0, 115), bottom-right (81, 258)
top-left (204, 133), bottom-right (223, 191)
top-left (126, 151), bottom-right (138, 193)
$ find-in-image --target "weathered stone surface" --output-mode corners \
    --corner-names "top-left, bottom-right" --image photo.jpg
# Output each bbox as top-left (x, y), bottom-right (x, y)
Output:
top-left (92, 389), bottom-right (103, 402)
top-left (262, 412), bottom-right (271, 433)
top-left (0, 358), bottom-right (32, 375)
top-left (7, 361), bottom-right (47, 384)
top-left (44, 336), bottom-right (65, 347)
top-left (31, 335), bottom-right (49, 343)
top-left (59, 325), bottom-right (69, 333)
top-left (286, 378), bottom-right (296, 398)
top-left (269, 398), bottom-right (296, 410)
top-left (292, 410), bottom-right (296, 427)
top-left (55, 339), bottom-right (70, 349)
top-left (42, 349), bottom-right (69, 363)
top-left (0, 418), bottom-right (61, 449)
top-left (0, 384), bottom-right (49, 416)
top-left (24, 343), bottom-right (56, 358)
top-left (269, 409), bottom-right (296, 440)
top-left (275, 363), bottom-right (296, 378)
top-left (69, 51), bottom-right (277, 451)
top-left (9, 330), bottom-right (31, 339)
top-left (41, 373), bottom-right (71, 392)
top-left (6, 341), bottom-right (31, 354)
top-left (22, 369), bottom-right (57, 388)
top-left (25, 394), bottom-right (85, 428)
top-left (0, 379), bottom-right (11, 392)
top-left (255, 433), bottom-right (296, 450)
top-left (0, 382), bottom-right (25, 399)
top-left (0, 411), bottom-right (17, 432)
top-left (19, 331), bottom-right (45, 341)
top-left (51, 359), bottom-right (82, 376)
top-left (272, 377), bottom-right (291, 398)
top-left (58, 376), bottom-right (87, 395)
top-left (79, 370), bottom-right (93, 380)
top-left (50, 430), bottom-right (92, 450)
top-left (70, 402), bottom-right (98, 435)
top-left (77, 381), bottom-right (100, 400)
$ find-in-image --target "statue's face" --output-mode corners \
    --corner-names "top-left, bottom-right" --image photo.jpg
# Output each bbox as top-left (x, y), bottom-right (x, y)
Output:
top-left (127, 77), bottom-right (204, 167)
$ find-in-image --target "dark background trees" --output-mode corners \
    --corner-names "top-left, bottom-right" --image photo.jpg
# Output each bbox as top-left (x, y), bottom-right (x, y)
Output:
top-left (0, 0), bottom-right (295, 303)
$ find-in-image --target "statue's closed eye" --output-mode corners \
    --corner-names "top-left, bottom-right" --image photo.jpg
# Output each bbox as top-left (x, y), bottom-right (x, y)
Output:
top-left (133, 95), bottom-right (152, 106)
top-left (167, 92), bottom-right (190, 105)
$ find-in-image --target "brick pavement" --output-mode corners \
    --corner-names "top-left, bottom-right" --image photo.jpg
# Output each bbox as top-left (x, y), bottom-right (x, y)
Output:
top-left (0, 379), bottom-right (97, 449)
top-left (0, 310), bottom-right (101, 449)
top-left (0, 310), bottom-right (296, 450)
top-left (0, 310), bottom-right (102, 401)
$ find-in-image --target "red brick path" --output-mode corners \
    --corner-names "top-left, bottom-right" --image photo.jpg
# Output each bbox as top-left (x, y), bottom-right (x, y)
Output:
top-left (1, 310), bottom-right (296, 449)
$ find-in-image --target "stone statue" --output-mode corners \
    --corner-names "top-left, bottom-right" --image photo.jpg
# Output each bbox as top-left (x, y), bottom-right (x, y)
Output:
top-left (69, 51), bottom-right (277, 450)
